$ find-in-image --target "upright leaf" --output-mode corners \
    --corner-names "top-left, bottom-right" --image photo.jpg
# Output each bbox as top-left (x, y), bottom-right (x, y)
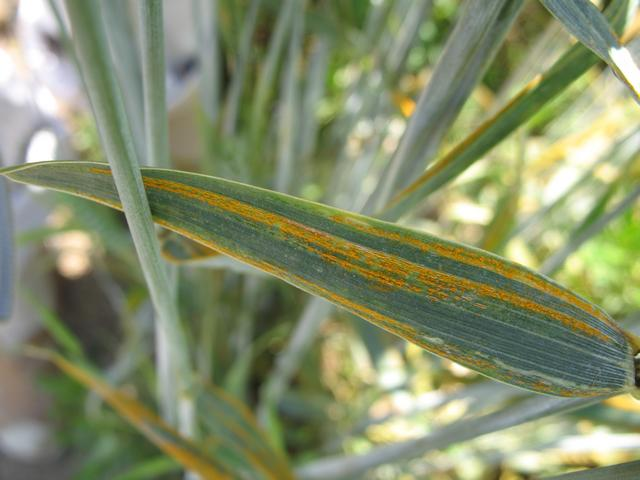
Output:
top-left (541, 0), bottom-right (640, 101)
top-left (64, 0), bottom-right (193, 436)
top-left (0, 175), bottom-right (13, 321)
top-left (365, 0), bottom-right (525, 213)
top-left (297, 394), bottom-right (603, 480)
top-left (194, 381), bottom-right (294, 479)
top-left (26, 349), bottom-right (228, 479)
top-left (4, 161), bottom-right (638, 398)
top-left (382, 0), bottom-right (634, 220)
top-left (541, 184), bottom-right (640, 275)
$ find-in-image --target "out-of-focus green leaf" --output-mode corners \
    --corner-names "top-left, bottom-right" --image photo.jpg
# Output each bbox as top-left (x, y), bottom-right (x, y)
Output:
top-left (193, 0), bottom-right (221, 126)
top-left (366, 0), bottom-right (524, 213)
top-left (275, 0), bottom-right (305, 194)
top-left (112, 456), bottom-right (180, 480)
top-left (30, 347), bottom-right (293, 479)
top-left (480, 136), bottom-right (525, 253)
top-left (4, 161), bottom-right (638, 398)
top-left (137, 0), bottom-right (171, 170)
top-left (545, 460), bottom-right (640, 479)
top-left (26, 348), bottom-right (229, 479)
top-left (382, 0), bottom-right (634, 220)
top-left (0, 175), bottom-right (12, 321)
top-left (25, 291), bottom-right (85, 359)
top-left (222, 0), bottom-right (262, 136)
top-left (194, 381), bottom-right (295, 479)
top-left (541, 0), bottom-right (640, 101)
top-left (100, 0), bottom-right (146, 163)
top-left (541, 184), bottom-right (640, 275)
top-left (297, 394), bottom-right (604, 480)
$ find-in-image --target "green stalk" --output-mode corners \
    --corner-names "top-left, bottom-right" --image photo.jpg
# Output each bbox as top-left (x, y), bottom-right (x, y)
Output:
top-left (250, 0), bottom-right (295, 142)
top-left (0, 174), bottom-right (13, 321)
top-left (136, 0), bottom-right (193, 433)
top-left (138, 0), bottom-right (171, 170)
top-left (63, 0), bottom-right (192, 422)
top-left (192, 0), bottom-right (221, 171)
top-left (100, 0), bottom-right (146, 164)
top-left (222, 0), bottom-right (262, 136)
top-left (275, 0), bottom-right (305, 194)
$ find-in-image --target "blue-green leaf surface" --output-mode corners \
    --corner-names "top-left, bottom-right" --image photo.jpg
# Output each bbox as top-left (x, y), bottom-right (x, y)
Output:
top-left (3, 161), bottom-right (638, 398)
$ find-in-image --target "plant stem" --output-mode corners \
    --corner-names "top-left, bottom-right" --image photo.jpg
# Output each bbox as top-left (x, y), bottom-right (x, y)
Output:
top-left (138, 0), bottom-right (171, 170)
top-left (0, 174), bottom-right (12, 321)
top-left (63, 0), bottom-right (192, 425)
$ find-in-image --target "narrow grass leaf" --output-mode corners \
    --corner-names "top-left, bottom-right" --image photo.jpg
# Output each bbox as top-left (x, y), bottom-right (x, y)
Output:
top-left (112, 457), bottom-right (180, 480)
top-left (194, 381), bottom-right (295, 479)
top-left (160, 230), bottom-right (220, 263)
top-left (545, 460), bottom-right (640, 479)
top-left (222, 0), bottom-right (262, 136)
top-left (541, 184), bottom-right (640, 275)
top-left (383, 0), bottom-right (433, 80)
top-left (382, 0), bottom-right (634, 220)
top-left (193, 0), bottom-right (221, 125)
top-left (258, 297), bottom-right (333, 424)
top-left (250, 0), bottom-right (294, 140)
top-left (137, 0), bottom-right (171, 169)
top-left (26, 348), bottom-right (229, 479)
top-left (0, 175), bottom-right (13, 320)
top-left (100, 0), bottom-right (146, 163)
top-left (275, 0), bottom-right (304, 194)
top-left (541, 0), bottom-right (640, 101)
top-left (4, 161), bottom-right (639, 398)
top-left (159, 231), bottom-right (263, 275)
top-left (296, 395), bottom-right (604, 480)
top-left (24, 290), bottom-right (84, 359)
top-left (63, 0), bottom-right (191, 376)
top-left (136, 0), bottom-right (182, 425)
top-left (299, 37), bottom-right (330, 162)
top-left (365, 0), bottom-right (525, 213)
top-left (480, 136), bottom-right (525, 252)
top-left (64, 0), bottom-right (194, 439)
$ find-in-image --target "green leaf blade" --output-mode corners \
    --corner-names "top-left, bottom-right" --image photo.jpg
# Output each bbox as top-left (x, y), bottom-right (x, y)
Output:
top-left (541, 0), bottom-right (640, 101)
top-left (4, 161), bottom-right (637, 398)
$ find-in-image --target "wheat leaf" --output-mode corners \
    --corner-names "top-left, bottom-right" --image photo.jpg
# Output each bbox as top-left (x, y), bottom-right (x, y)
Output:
top-left (3, 161), bottom-right (638, 398)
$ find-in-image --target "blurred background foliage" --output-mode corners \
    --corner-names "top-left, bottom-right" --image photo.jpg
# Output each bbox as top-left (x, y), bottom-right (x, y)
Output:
top-left (0, 0), bottom-right (639, 479)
